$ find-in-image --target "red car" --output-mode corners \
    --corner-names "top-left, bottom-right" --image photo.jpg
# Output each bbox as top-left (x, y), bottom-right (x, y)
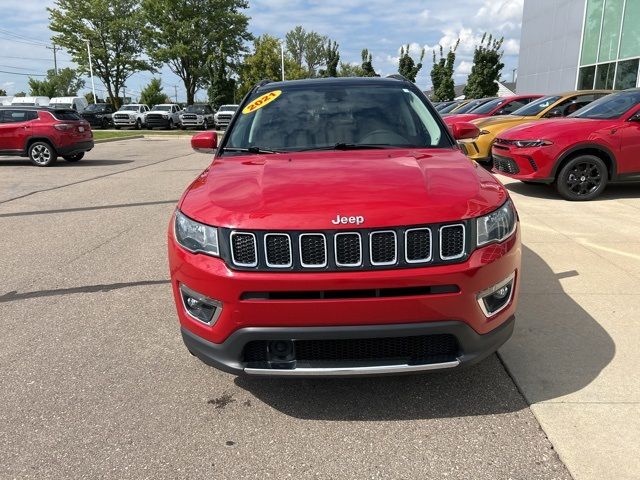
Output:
top-left (491, 89), bottom-right (640, 200)
top-left (168, 77), bottom-right (521, 376)
top-left (0, 106), bottom-right (93, 166)
top-left (443, 95), bottom-right (543, 127)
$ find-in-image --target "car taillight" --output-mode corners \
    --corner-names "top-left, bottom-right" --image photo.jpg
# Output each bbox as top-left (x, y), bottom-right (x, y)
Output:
top-left (53, 124), bottom-right (73, 131)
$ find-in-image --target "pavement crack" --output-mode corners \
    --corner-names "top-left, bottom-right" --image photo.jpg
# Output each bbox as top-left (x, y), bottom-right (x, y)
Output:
top-left (0, 280), bottom-right (170, 303)
top-left (0, 200), bottom-right (179, 218)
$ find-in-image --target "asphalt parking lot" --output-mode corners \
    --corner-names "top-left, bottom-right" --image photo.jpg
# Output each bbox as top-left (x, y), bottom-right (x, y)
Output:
top-left (0, 137), bottom-right (638, 479)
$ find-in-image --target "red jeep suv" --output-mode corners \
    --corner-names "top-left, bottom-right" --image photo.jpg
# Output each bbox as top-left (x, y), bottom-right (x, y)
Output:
top-left (491, 89), bottom-right (640, 200)
top-left (168, 77), bottom-right (521, 376)
top-left (0, 106), bottom-right (93, 166)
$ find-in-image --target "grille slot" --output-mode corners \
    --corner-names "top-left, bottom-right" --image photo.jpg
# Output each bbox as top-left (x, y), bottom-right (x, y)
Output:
top-left (405, 228), bottom-right (432, 263)
top-left (334, 232), bottom-right (362, 266)
top-left (243, 334), bottom-right (459, 365)
top-left (440, 225), bottom-right (465, 260)
top-left (240, 284), bottom-right (459, 300)
top-left (264, 234), bottom-right (292, 268)
top-left (230, 232), bottom-right (258, 267)
top-left (299, 234), bottom-right (327, 268)
top-left (370, 231), bottom-right (397, 265)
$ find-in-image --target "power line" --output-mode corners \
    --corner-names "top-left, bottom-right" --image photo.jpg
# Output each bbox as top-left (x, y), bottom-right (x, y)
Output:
top-left (0, 34), bottom-right (49, 48)
top-left (0, 55), bottom-right (74, 64)
top-left (0, 64), bottom-right (48, 72)
top-left (0, 27), bottom-right (49, 46)
top-left (0, 69), bottom-right (46, 77)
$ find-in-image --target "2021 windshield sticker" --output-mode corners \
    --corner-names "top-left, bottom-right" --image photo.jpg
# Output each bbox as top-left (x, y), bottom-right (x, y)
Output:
top-left (242, 90), bottom-right (282, 114)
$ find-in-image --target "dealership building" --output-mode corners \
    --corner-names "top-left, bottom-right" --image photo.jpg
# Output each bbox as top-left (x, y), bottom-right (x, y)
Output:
top-left (517, 0), bottom-right (640, 94)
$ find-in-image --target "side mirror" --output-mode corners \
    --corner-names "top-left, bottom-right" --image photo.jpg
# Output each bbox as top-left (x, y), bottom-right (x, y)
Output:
top-left (544, 107), bottom-right (563, 118)
top-left (191, 131), bottom-right (218, 154)
top-left (450, 122), bottom-right (481, 140)
top-left (629, 112), bottom-right (640, 122)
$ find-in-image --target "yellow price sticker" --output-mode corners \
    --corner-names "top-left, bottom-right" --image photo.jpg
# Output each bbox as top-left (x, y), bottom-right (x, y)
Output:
top-left (242, 90), bottom-right (282, 114)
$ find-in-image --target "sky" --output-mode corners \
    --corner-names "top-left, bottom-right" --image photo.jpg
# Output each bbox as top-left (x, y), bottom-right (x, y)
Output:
top-left (0, 0), bottom-right (524, 102)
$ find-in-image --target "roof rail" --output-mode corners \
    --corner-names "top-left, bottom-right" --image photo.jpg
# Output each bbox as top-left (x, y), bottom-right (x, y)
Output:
top-left (386, 74), bottom-right (409, 82)
top-left (255, 79), bottom-right (273, 88)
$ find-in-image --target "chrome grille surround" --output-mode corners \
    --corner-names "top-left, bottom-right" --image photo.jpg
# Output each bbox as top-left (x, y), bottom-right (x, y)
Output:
top-left (439, 224), bottom-right (466, 260)
top-left (224, 222), bottom-right (470, 272)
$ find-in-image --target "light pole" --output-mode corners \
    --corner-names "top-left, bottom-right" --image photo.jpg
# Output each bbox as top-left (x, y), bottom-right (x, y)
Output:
top-left (279, 40), bottom-right (285, 81)
top-left (84, 39), bottom-right (97, 104)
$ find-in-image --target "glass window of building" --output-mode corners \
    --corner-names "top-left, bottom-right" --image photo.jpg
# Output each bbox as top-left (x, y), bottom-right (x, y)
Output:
top-left (595, 62), bottom-right (616, 89)
top-left (581, 0), bottom-right (605, 65)
top-left (620, 1), bottom-right (640, 60)
top-left (615, 59), bottom-right (639, 89)
top-left (578, 65), bottom-right (597, 89)
top-left (598, 0), bottom-right (625, 63)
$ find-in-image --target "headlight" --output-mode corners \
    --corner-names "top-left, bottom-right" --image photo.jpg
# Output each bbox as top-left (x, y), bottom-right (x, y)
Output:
top-left (162, 113), bottom-right (169, 118)
top-left (95, 114), bottom-right (103, 118)
top-left (477, 199), bottom-right (517, 246)
top-left (513, 140), bottom-right (553, 148)
top-left (174, 210), bottom-right (219, 256)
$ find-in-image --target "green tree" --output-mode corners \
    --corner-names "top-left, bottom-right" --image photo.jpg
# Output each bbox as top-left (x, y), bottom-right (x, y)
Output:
top-left (84, 92), bottom-right (97, 104)
top-left (140, 78), bottom-right (168, 106)
top-left (238, 34), bottom-right (306, 97)
top-left (431, 40), bottom-right (459, 101)
top-left (361, 49), bottom-right (378, 77)
top-left (463, 34), bottom-right (505, 98)
top-left (142, 0), bottom-right (251, 105)
top-left (0, 89), bottom-right (7, 96)
top-left (285, 26), bottom-right (306, 69)
top-left (338, 62), bottom-right (365, 77)
top-left (398, 44), bottom-right (425, 83)
top-left (28, 68), bottom-right (85, 97)
top-left (303, 32), bottom-right (327, 77)
top-left (208, 50), bottom-right (236, 108)
top-left (49, 0), bottom-right (153, 107)
top-left (322, 40), bottom-right (340, 77)
top-left (14, 92), bottom-right (26, 97)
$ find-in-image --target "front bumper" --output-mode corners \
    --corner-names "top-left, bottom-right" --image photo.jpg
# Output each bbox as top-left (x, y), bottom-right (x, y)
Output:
top-left (491, 145), bottom-right (555, 182)
top-left (113, 117), bottom-right (138, 126)
top-left (146, 117), bottom-right (171, 128)
top-left (182, 315), bottom-right (515, 376)
top-left (169, 224), bottom-right (521, 376)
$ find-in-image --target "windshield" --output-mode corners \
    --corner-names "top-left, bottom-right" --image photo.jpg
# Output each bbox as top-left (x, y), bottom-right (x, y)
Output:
top-left (511, 95), bottom-right (562, 116)
top-left (86, 104), bottom-right (108, 112)
top-left (152, 105), bottom-right (171, 111)
top-left (438, 102), bottom-right (463, 114)
top-left (121, 106), bottom-right (139, 111)
top-left (186, 105), bottom-right (207, 113)
top-left (469, 98), bottom-right (504, 114)
top-left (219, 105), bottom-right (237, 112)
top-left (226, 83), bottom-right (449, 152)
top-left (454, 98), bottom-right (493, 114)
top-left (571, 90), bottom-right (640, 119)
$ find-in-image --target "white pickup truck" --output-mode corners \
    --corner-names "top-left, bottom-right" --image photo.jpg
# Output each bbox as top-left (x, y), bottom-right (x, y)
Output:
top-left (113, 104), bottom-right (150, 129)
top-left (145, 104), bottom-right (182, 130)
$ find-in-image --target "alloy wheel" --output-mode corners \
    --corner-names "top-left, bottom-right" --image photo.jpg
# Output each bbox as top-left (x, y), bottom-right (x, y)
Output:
top-left (565, 161), bottom-right (602, 197)
top-left (31, 145), bottom-right (51, 165)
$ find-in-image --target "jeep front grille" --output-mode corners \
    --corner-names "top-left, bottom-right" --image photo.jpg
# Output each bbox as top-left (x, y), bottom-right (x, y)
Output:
top-left (227, 223), bottom-right (468, 272)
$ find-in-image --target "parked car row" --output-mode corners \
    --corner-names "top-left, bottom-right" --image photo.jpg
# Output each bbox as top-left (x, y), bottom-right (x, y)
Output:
top-left (445, 88), bottom-right (640, 201)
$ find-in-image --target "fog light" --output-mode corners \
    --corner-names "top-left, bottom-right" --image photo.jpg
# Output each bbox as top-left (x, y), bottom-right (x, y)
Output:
top-left (477, 272), bottom-right (515, 317)
top-left (179, 284), bottom-right (223, 325)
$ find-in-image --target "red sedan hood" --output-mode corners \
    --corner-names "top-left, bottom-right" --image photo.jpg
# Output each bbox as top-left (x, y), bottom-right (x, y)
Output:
top-left (499, 117), bottom-right (614, 140)
top-left (180, 149), bottom-right (509, 230)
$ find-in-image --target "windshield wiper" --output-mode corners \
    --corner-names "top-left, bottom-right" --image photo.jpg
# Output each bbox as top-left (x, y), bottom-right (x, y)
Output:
top-left (221, 146), bottom-right (285, 154)
top-left (298, 143), bottom-right (398, 152)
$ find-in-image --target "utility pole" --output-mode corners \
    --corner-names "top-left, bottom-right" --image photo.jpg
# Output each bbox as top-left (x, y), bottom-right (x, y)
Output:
top-left (123, 84), bottom-right (126, 105)
top-left (512, 68), bottom-right (517, 83)
top-left (83, 39), bottom-right (97, 104)
top-left (280, 40), bottom-right (285, 81)
top-left (46, 43), bottom-right (58, 74)
top-left (174, 85), bottom-right (178, 103)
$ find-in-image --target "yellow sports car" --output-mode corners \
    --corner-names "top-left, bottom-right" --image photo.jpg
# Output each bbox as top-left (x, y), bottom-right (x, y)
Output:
top-left (458, 90), bottom-right (613, 165)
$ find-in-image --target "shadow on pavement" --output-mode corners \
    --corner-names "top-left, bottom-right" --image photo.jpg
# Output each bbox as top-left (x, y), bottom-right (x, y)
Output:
top-left (505, 180), bottom-right (640, 200)
top-left (235, 246), bottom-right (615, 420)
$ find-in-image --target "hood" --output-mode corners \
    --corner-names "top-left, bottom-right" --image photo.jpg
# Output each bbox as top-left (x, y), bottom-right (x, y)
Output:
top-left (179, 149), bottom-right (509, 230)
top-left (444, 113), bottom-right (484, 125)
top-left (498, 117), bottom-right (612, 140)
top-left (472, 115), bottom-right (533, 128)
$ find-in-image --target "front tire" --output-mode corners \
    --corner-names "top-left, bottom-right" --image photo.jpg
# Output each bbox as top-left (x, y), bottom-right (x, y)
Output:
top-left (555, 155), bottom-right (608, 201)
top-left (29, 142), bottom-right (57, 167)
top-left (136, 119), bottom-right (142, 130)
top-left (63, 152), bottom-right (84, 162)
top-left (202, 119), bottom-right (208, 130)
top-left (167, 119), bottom-right (174, 130)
